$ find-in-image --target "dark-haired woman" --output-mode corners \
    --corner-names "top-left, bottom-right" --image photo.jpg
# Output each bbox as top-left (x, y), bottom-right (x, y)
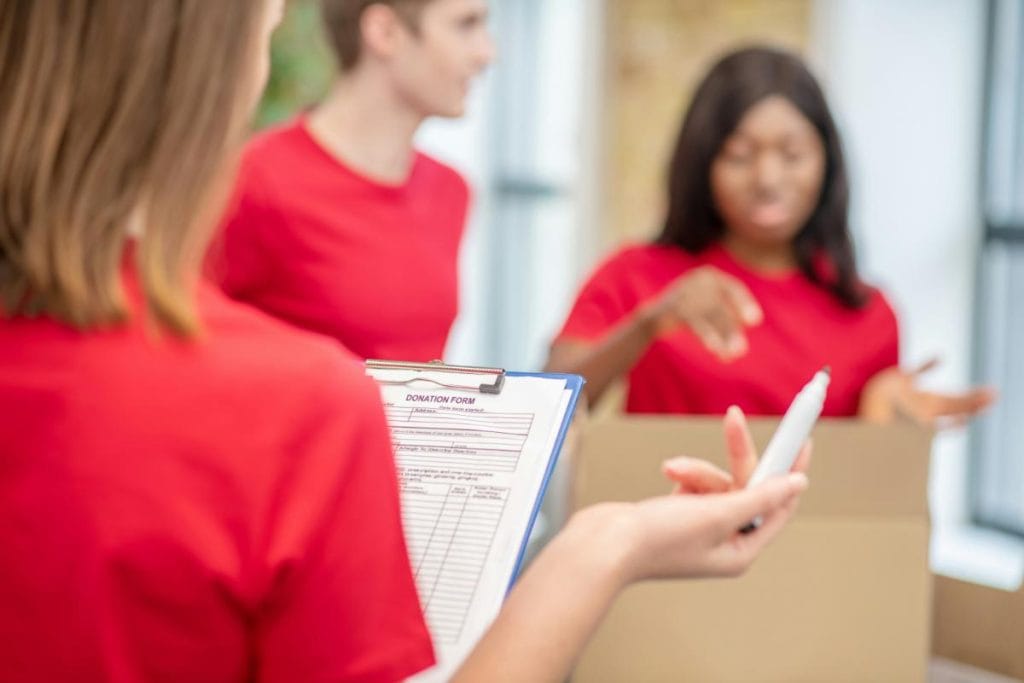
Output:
top-left (547, 46), bottom-right (993, 422)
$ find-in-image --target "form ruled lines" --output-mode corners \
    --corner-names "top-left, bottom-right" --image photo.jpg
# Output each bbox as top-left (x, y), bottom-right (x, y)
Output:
top-left (387, 406), bottom-right (534, 473)
top-left (400, 483), bottom-right (510, 644)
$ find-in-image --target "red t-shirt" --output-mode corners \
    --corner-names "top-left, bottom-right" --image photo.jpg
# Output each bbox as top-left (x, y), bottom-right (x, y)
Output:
top-left (0, 279), bottom-right (434, 682)
top-left (209, 118), bottom-right (469, 362)
top-left (557, 243), bottom-right (900, 416)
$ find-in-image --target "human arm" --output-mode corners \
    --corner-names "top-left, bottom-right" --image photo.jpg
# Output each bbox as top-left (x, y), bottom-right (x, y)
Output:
top-left (546, 265), bottom-right (764, 406)
top-left (451, 408), bottom-right (808, 683)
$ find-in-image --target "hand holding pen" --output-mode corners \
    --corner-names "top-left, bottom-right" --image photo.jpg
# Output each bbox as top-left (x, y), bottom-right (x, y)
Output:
top-left (660, 402), bottom-right (813, 548)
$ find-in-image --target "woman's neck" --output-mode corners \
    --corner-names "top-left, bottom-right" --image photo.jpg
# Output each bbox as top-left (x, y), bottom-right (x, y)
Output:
top-left (720, 234), bottom-right (798, 274)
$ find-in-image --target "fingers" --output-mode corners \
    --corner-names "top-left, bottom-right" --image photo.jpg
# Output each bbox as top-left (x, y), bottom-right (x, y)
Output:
top-left (711, 473), bottom-right (809, 535)
top-left (670, 267), bottom-right (761, 361)
top-left (863, 363), bottom-right (998, 427)
top-left (717, 273), bottom-right (763, 326)
top-left (688, 318), bottom-right (730, 359)
top-left (909, 357), bottom-right (941, 377)
top-left (661, 456), bottom-right (733, 494)
top-left (722, 493), bottom-right (802, 572)
top-left (689, 315), bottom-right (746, 360)
top-left (791, 440), bottom-right (812, 475)
top-left (707, 307), bottom-right (748, 358)
top-left (914, 387), bottom-right (997, 424)
top-left (723, 405), bottom-right (757, 486)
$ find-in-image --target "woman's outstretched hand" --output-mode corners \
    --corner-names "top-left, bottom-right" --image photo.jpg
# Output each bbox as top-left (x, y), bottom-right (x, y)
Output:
top-left (639, 266), bottom-right (763, 361)
top-left (858, 358), bottom-right (997, 428)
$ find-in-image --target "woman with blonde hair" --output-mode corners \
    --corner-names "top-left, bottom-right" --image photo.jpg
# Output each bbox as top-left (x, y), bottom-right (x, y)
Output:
top-left (0, 3), bottom-right (806, 681)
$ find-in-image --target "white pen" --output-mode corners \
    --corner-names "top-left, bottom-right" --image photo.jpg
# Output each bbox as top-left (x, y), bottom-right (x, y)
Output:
top-left (741, 366), bottom-right (830, 532)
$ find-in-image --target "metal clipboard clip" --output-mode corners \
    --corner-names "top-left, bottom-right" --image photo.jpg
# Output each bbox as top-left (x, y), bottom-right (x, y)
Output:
top-left (365, 359), bottom-right (506, 395)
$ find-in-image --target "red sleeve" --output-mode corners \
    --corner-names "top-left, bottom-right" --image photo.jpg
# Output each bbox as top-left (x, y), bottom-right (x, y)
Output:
top-left (256, 359), bottom-right (434, 683)
top-left (853, 289), bottom-right (901, 404)
top-left (207, 159), bottom-right (281, 300)
top-left (447, 166), bottom-right (471, 243)
top-left (874, 290), bottom-right (901, 370)
top-left (556, 249), bottom-right (646, 343)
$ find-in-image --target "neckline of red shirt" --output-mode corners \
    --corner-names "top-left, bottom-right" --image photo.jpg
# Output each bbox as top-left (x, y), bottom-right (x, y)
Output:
top-left (708, 243), bottom-right (805, 284)
top-left (292, 116), bottom-right (426, 198)
top-left (651, 242), bottom-right (805, 286)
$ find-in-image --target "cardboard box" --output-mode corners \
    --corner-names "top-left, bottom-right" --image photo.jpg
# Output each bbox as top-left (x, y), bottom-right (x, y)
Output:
top-left (933, 575), bottom-right (1024, 680)
top-left (571, 416), bottom-right (933, 682)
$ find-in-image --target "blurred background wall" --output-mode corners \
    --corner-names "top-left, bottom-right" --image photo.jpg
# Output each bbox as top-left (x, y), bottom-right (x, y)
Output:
top-left (602, 0), bottom-right (811, 245)
top-left (258, 1), bottom-right (332, 128)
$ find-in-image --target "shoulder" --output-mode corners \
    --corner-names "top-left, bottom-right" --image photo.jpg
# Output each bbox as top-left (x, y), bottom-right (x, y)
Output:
top-left (820, 279), bottom-right (900, 342)
top-left (588, 242), bottom-right (694, 282)
top-left (219, 121), bottom-right (314, 233)
top-left (21, 288), bottom-right (381, 450)
top-left (414, 151), bottom-right (470, 197)
top-left (242, 119), bottom-right (311, 168)
top-left (861, 285), bottom-right (900, 327)
top-left (199, 287), bottom-right (379, 414)
top-left (558, 243), bottom-right (691, 336)
top-left (232, 119), bottom-right (317, 196)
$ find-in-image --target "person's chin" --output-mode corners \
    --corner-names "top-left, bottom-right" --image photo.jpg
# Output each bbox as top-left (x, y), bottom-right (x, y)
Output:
top-left (447, 95), bottom-right (469, 117)
top-left (424, 103), bottom-right (465, 119)
top-left (425, 91), bottom-right (468, 119)
top-left (744, 220), bottom-right (801, 244)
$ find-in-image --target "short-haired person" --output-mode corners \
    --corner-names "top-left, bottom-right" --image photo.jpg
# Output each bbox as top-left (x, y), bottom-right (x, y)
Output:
top-left (210, 0), bottom-right (494, 361)
top-left (547, 46), bottom-right (995, 425)
top-left (0, 3), bottom-right (808, 681)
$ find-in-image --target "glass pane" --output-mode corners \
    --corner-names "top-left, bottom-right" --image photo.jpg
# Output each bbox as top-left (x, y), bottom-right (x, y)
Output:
top-left (481, 0), bottom-right (591, 369)
top-left (973, 0), bottom-right (1024, 537)
top-left (984, 0), bottom-right (1024, 227)
top-left (972, 241), bottom-right (1024, 535)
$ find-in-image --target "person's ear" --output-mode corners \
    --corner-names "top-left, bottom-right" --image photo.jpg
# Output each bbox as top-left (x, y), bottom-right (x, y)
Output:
top-left (360, 4), bottom-right (410, 61)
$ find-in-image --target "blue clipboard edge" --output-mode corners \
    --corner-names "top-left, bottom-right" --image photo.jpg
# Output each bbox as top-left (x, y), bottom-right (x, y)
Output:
top-left (503, 371), bottom-right (585, 592)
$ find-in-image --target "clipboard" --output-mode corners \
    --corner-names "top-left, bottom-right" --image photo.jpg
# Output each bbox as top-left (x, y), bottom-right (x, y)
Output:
top-left (503, 369), bottom-right (583, 584)
top-left (365, 359), bottom-right (584, 681)
top-left (366, 359), bottom-right (506, 395)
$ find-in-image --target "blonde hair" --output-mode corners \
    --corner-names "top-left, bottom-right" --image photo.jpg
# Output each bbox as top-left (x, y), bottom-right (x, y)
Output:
top-left (0, 1), bottom-right (267, 334)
